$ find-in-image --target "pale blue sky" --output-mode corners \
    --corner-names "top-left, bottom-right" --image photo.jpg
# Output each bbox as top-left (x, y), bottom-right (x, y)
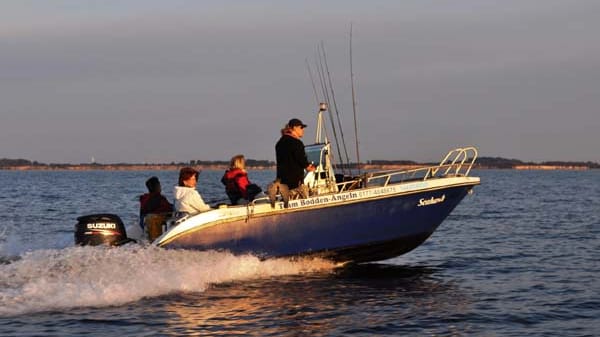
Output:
top-left (2, 1), bottom-right (599, 163)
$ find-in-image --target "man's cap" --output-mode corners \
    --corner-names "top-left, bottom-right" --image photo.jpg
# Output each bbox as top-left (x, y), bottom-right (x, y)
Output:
top-left (288, 118), bottom-right (307, 128)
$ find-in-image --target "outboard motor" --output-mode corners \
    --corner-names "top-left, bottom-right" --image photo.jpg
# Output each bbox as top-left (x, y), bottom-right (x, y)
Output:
top-left (74, 213), bottom-right (135, 246)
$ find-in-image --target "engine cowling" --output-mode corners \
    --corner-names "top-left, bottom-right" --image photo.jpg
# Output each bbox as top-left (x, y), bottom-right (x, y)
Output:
top-left (74, 213), bottom-right (135, 246)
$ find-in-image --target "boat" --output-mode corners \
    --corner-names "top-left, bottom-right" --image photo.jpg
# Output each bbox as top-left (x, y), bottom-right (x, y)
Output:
top-left (151, 104), bottom-right (480, 264)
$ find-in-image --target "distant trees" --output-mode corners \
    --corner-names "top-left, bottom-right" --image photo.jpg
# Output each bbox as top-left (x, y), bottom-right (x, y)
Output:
top-left (366, 160), bottom-right (419, 165)
top-left (473, 157), bottom-right (600, 169)
top-left (1, 157), bottom-right (598, 169)
top-left (0, 158), bottom-right (43, 167)
top-left (539, 161), bottom-right (600, 169)
top-left (190, 159), bottom-right (274, 167)
top-left (475, 157), bottom-right (525, 169)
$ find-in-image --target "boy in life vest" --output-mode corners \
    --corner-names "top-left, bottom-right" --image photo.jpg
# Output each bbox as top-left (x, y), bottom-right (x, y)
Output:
top-left (221, 154), bottom-right (262, 205)
top-left (140, 176), bottom-right (174, 221)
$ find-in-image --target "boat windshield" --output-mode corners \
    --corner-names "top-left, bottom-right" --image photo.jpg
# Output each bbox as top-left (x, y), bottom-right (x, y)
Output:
top-left (305, 145), bottom-right (324, 167)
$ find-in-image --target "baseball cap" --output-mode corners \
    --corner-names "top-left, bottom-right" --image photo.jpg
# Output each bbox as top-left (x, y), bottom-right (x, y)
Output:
top-left (288, 118), bottom-right (307, 128)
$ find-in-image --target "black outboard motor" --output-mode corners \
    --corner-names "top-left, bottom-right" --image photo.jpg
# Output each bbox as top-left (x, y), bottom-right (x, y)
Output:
top-left (74, 213), bottom-right (135, 246)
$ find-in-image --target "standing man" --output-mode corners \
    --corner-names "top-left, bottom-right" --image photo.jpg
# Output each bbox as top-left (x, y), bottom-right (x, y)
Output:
top-left (275, 118), bottom-right (316, 190)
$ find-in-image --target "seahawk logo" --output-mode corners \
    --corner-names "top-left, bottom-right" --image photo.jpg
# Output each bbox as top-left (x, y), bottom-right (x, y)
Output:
top-left (417, 195), bottom-right (446, 207)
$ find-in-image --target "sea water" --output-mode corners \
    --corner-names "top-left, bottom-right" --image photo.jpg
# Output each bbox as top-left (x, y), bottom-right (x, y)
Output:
top-left (0, 169), bottom-right (598, 336)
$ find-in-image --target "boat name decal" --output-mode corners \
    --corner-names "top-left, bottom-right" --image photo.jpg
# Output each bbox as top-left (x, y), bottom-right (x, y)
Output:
top-left (417, 195), bottom-right (446, 207)
top-left (294, 192), bottom-right (359, 207)
top-left (87, 222), bottom-right (117, 229)
top-left (289, 185), bottom-right (403, 208)
top-left (287, 182), bottom-right (437, 208)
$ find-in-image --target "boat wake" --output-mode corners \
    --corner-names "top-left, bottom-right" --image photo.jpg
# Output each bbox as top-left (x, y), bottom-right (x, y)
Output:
top-left (0, 227), bottom-right (23, 264)
top-left (0, 244), bottom-right (335, 317)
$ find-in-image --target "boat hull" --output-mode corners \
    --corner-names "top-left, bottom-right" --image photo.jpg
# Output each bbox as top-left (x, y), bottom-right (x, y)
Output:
top-left (158, 182), bottom-right (475, 263)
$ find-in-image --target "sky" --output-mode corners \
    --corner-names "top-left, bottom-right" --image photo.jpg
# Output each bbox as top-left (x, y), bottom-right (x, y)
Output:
top-left (1, 0), bottom-right (599, 164)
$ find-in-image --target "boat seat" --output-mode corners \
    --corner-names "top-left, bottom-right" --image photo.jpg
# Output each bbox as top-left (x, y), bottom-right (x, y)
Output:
top-left (144, 213), bottom-right (170, 242)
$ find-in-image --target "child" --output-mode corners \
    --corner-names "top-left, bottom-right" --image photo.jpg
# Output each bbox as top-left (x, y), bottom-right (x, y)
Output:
top-left (221, 154), bottom-right (262, 205)
top-left (139, 176), bottom-right (173, 228)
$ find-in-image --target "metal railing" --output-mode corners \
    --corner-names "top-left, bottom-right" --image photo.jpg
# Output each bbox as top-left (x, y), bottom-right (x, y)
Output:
top-left (250, 147), bottom-right (478, 201)
top-left (338, 146), bottom-right (478, 190)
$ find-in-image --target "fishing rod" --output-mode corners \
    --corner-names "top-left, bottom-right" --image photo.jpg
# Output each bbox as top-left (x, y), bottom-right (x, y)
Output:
top-left (320, 42), bottom-right (352, 173)
top-left (350, 23), bottom-right (362, 175)
top-left (305, 58), bottom-right (320, 106)
top-left (314, 46), bottom-right (330, 115)
top-left (315, 44), bottom-right (346, 175)
top-left (306, 60), bottom-right (331, 144)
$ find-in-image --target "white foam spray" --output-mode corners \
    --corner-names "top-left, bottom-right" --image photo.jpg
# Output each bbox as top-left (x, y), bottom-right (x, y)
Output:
top-left (0, 245), bottom-right (335, 317)
top-left (0, 226), bottom-right (24, 260)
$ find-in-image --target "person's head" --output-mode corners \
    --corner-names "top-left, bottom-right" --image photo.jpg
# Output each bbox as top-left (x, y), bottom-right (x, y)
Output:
top-left (145, 176), bottom-right (161, 193)
top-left (178, 167), bottom-right (199, 187)
top-left (230, 154), bottom-right (246, 170)
top-left (281, 124), bottom-right (291, 136)
top-left (287, 118), bottom-right (307, 138)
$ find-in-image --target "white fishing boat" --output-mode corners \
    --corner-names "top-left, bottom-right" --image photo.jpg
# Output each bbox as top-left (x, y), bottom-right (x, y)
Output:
top-left (150, 104), bottom-right (480, 263)
top-left (73, 38), bottom-right (480, 263)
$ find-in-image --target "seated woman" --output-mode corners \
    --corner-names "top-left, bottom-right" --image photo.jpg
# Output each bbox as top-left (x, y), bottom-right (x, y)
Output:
top-left (221, 154), bottom-right (262, 205)
top-left (173, 167), bottom-right (211, 215)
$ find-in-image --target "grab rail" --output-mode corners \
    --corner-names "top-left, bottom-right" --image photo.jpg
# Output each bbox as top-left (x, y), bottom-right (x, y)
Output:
top-left (251, 146), bottom-right (478, 201)
top-left (342, 146), bottom-right (478, 189)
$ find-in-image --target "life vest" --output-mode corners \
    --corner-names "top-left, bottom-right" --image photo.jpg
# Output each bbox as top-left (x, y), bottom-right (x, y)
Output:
top-left (221, 168), bottom-right (249, 204)
top-left (140, 193), bottom-right (173, 216)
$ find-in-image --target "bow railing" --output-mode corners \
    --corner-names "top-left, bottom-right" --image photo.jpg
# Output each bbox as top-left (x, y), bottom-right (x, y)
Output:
top-left (338, 146), bottom-right (478, 190)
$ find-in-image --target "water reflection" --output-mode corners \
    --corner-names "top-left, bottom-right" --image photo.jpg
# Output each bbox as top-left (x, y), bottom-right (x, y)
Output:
top-left (162, 263), bottom-right (470, 336)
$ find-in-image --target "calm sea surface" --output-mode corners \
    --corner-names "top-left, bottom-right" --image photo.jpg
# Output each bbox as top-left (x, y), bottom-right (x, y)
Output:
top-left (0, 169), bottom-right (598, 336)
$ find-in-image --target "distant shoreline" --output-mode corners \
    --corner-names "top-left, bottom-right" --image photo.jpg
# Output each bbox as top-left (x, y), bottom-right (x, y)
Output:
top-left (0, 163), bottom-right (596, 171)
top-left (2, 156), bottom-right (599, 171)
top-left (0, 164), bottom-right (242, 171)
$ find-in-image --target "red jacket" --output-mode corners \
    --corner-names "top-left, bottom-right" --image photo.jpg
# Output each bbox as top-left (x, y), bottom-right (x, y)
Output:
top-left (140, 192), bottom-right (173, 216)
top-left (221, 168), bottom-right (250, 202)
